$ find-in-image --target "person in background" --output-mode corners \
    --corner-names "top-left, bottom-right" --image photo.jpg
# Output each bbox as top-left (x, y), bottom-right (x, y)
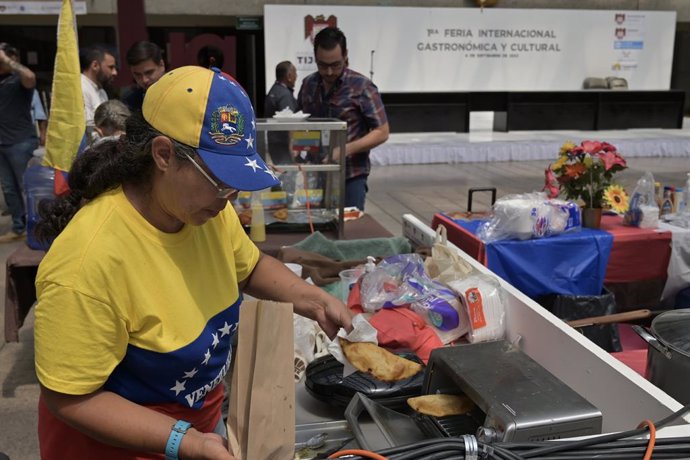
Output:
top-left (297, 27), bottom-right (389, 211)
top-left (93, 99), bottom-right (131, 142)
top-left (197, 45), bottom-right (225, 70)
top-left (264, 60), bottom-right (297, 117)
top-left (80, 44), bottom-right (118, 134)
top-left (121, 40), bottom-right (166, 112)
top-left (33, 66), bottom-right (353, 460)
top-left (264, 61), bottom-right (298, 164)
top-left (0, 42), bottom-right (37, 242)
top-left (31, 89), bottom-right (48, 147)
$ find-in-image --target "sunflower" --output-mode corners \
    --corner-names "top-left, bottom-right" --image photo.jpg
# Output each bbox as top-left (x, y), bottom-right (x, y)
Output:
top-left (603, 184), bottom-right (629, 213)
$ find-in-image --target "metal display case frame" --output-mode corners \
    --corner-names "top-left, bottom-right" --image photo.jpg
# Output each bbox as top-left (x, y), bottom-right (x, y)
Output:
top-left (256, 118), bottom-right (347, 238)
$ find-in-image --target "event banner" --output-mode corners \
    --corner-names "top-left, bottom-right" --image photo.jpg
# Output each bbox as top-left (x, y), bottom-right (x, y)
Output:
top-left (264, 5), bottom-right (676, 94)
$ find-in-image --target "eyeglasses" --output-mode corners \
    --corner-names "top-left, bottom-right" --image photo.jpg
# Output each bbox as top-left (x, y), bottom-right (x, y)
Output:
top-left (180, 150), bottom-right (237, 199)
top-left (316, 59), bottom-right (345, 71)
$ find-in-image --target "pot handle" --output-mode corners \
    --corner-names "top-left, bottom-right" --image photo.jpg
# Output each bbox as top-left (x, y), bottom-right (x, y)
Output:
top-left (632, 325), bottom-right (672, 359)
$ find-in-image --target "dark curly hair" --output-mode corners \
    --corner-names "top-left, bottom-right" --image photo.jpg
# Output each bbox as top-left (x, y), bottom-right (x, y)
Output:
top-left (34, 112), bottom-right (195, 243)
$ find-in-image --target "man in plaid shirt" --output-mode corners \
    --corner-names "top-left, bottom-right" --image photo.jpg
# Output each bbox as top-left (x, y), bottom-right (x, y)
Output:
top-left (297, 27), bottom-right (389, 211)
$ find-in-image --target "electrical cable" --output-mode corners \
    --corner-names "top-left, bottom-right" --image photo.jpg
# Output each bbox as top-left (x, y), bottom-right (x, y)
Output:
top-left (637, 419), bottom-right (656, 460)
top-left (518, 404), bottom-right (690, 458)
top-left (337, 405), bottom-right (690, 460)
top-left (328, 449), bottom-right (388, 460)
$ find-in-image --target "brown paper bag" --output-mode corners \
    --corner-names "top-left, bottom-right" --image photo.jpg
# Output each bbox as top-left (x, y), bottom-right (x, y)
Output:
top-left (227, 300), bottom-right (295, 459)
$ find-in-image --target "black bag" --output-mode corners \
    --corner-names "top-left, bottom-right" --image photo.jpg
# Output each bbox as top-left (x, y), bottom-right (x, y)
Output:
top-left (537, 288), bottom-right (621, 352)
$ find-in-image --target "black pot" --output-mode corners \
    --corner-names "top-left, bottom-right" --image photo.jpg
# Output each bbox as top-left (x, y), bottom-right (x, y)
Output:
top-left (633, 309), bottom-right (690, 404)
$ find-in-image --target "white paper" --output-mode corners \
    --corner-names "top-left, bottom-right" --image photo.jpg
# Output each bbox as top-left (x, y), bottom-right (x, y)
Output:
top-left (327, 314), bottom-right (378, 377)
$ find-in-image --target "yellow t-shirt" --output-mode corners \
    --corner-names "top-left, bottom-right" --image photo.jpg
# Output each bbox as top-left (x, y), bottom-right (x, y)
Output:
top-left (34, 187), bottom-right (258, 409)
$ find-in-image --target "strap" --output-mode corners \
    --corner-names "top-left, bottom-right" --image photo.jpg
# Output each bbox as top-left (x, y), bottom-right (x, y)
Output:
top-left (165, 420), bottom-right (192, 460)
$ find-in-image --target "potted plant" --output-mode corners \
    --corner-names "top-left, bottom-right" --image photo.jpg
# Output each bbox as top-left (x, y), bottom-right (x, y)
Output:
top-left (544, 140), bottom-right (628, 228)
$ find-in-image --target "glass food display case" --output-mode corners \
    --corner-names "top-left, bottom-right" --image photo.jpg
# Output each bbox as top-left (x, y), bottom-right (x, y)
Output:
top-left (243, 118), bottom-right (347, 238)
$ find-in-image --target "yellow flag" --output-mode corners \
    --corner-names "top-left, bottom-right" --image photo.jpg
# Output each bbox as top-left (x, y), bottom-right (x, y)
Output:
top-left (44, 0), bottom-right (85, 194)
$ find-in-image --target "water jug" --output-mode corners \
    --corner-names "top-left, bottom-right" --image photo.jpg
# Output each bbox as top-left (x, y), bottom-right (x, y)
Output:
top-left (23, 158), bottom-right (55, 250)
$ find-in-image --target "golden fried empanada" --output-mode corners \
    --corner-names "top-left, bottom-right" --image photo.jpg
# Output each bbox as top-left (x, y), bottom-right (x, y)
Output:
top-left (407, 394), bottom-right (475, 418)
top-left (339, 338), bottom-right (422, 382)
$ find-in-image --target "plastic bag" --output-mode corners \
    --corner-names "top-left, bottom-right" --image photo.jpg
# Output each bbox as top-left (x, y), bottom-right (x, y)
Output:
top-left (477, 192), bottom-right (581, 242)
top-left (447, 275), bottom-right (506, 343)
top-left (360, 253), bottom-right (469, 344)
top-left (359, 254), bottom-right (429, 312)
top-left (424, 225), bottom-right (475, 284)
top-left (624, 172), bottom-right (659, 228)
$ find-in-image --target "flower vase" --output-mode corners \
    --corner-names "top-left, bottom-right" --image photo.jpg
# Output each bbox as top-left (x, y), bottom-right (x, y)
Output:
top-left (582, 207), bottom-right (603, 229)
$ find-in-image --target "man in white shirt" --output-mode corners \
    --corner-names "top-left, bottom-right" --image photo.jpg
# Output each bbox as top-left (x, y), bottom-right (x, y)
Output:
top-left (80, 45), bottom-right (118, 134)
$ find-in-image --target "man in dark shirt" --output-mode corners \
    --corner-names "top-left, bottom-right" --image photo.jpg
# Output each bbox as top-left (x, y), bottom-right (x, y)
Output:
top-left (265, 61), bottom-right (297, 117)
top-left (120, 41), bottom-right (165, 112)
top-left (0, 42), bottom-right (37, 242)
top-left (264, 61), bottom-right (298, 164)
top-left (297, 27), bottom-right (389, 211)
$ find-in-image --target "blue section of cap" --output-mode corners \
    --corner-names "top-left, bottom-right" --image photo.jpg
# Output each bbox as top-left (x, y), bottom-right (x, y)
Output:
top-left (197, 71), bottom-right (279, 191)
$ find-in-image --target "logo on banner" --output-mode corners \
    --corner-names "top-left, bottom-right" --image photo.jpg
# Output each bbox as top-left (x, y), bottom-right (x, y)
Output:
top-left (304, 14), bottom-right (337, 44)
top-left (615, 28), bottom-right (626, 40)
top-left (615, 13), bottom-right (625, 24)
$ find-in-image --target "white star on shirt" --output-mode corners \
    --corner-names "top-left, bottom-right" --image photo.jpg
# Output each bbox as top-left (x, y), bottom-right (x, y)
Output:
top-left (211, 332), bottom-right (220, 349)
top-left (183, 368), bottom-right (198, 379)
top-left (202, 349), bottom-right (211, 366)
top-left (264, 166), bottom-right (278, 181)
top-left (245, 135), bottom-right (254, 149)
top-left (244, 158), bottom-right (260, 172)
top-left (218, 322), bottom-right (233, 337)
top-left (170, 380), bottom-right (186, 396)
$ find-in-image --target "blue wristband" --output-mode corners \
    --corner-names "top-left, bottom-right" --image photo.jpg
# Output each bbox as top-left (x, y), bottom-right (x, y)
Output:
top-left (165, 420), bottom-right (192, 460)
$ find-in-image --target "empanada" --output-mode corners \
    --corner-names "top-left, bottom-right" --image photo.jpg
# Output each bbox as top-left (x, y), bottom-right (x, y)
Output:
top-left (339, 338), bottom-right (422, 382)
top-left (407, 394), bottom-right (475, 418)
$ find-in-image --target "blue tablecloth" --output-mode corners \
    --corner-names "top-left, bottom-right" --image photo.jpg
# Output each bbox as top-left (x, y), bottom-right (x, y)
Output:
top-left (448, 218), bottom-right (614, 298)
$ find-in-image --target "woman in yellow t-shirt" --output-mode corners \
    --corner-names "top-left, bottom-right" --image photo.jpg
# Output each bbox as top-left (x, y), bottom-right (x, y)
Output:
top-left (33, 66), bottom-right (353, 460)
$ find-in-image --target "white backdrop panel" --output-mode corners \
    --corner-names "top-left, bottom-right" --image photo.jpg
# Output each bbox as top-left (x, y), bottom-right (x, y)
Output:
top-left (264, 5), bottom-right (676, 95)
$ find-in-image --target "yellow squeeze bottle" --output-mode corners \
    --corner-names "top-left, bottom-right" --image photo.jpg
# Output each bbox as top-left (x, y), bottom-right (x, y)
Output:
top-left (250, 191), bottom-right (266, 242)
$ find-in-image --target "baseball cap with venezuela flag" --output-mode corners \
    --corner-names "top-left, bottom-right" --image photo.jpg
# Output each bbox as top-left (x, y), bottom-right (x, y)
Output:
top-left (142, 65), bottom-right (279, 191)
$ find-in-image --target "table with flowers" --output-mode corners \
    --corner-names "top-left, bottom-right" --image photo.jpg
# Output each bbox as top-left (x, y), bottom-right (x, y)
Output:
top-left (432, 140), bottom-right (673, 309)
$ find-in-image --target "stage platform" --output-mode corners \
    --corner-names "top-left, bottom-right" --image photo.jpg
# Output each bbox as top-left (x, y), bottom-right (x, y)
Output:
top-left (371, 113), bottom-right (690, 166)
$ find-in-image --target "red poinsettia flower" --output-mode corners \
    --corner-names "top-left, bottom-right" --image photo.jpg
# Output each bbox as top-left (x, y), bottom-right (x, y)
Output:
top-left (543, 166), bottom-right (559, 198)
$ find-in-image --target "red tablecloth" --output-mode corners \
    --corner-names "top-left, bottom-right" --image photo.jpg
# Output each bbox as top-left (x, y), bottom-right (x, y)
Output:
top-left (431, 213), bottom-right (672, 285)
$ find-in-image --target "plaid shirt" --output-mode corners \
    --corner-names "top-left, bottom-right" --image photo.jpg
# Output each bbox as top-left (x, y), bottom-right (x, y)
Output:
top-left (297, 68), bottom-right (387, 179)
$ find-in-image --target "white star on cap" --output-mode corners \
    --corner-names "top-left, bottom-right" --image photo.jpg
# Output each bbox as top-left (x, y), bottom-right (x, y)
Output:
top-left (170, 380), bottom-right (186, 396)
top-left (251, 120), bottom-right (255, 130)
top-left (264, 166), bottom-right (278, 181)
top-left (202, 349), bottom-right (211, 366)
top-left (183, 368), bottom-right (198, 379)
top-left (218, 74), bottom-right (227, 81)
top-left (228, 79), bottom-right (237, 87)
top-left (244, 158), bottom-right (260, 172)
top-left (245, 135), bottom-right (254, 149)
